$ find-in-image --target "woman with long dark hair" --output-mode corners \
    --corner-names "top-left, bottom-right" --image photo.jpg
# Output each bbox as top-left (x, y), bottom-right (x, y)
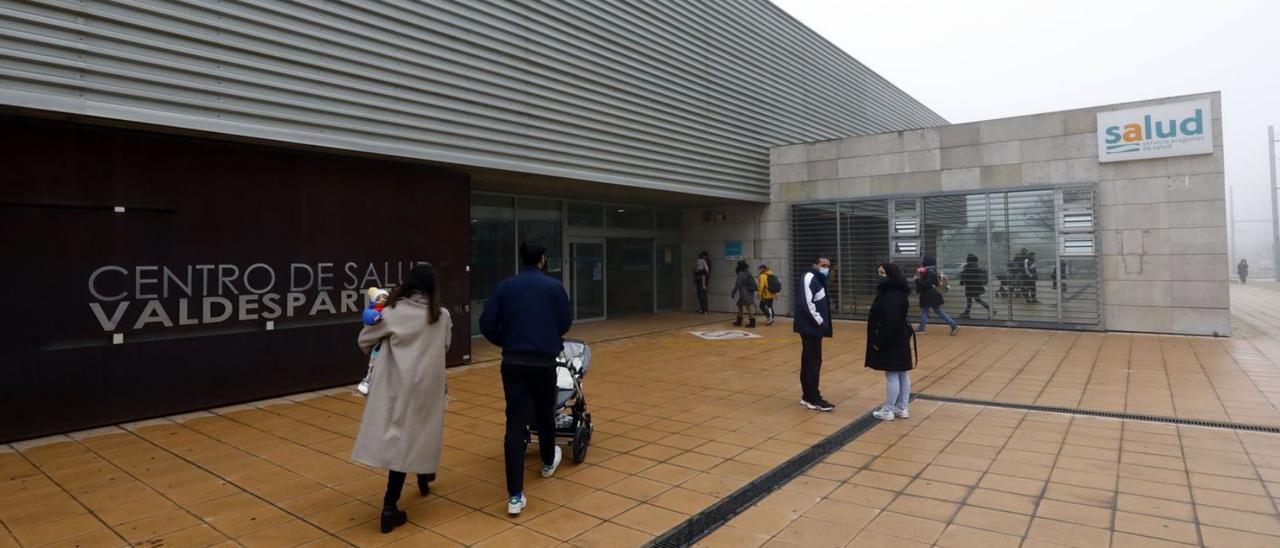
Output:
top-left (352, 263), bottom-right (451, 533)
top-left (866, 263), bottom-right (915, 421)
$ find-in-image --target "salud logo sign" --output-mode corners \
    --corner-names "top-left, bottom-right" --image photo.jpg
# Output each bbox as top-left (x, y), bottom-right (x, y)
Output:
top-left (1096, 99), bottom-right (1213, 163)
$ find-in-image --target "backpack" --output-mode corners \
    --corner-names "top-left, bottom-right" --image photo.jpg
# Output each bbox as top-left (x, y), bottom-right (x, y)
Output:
top-left (766, 274), bottom-right (782, 294)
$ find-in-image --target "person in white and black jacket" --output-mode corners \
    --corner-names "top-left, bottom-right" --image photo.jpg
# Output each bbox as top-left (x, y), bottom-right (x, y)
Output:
top-left (793, 256), bottom-right (834, 411)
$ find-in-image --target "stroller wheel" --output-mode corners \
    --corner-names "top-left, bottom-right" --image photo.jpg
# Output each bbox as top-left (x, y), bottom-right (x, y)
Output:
top-left (571, 414), bottom-right (592, 464)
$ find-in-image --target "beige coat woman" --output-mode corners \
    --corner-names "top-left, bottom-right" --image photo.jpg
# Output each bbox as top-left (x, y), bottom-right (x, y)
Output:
top-left (352, 295), bottom-right (451, 474)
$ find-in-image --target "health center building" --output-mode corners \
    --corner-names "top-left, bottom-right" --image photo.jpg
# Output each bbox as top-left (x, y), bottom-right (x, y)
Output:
top-left (0, 1), bottom-right (1227, 442)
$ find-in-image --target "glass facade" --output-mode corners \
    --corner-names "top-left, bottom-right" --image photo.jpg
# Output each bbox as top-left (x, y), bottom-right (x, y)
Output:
top-left (791, 186), bottom-right (1100, 329)
top-left (470, 193), bottom-right (683, 329)
top-left (470, 194), bottom-right (516, 334)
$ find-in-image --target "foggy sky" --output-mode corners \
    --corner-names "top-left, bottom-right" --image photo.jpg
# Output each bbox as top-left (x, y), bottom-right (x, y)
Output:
top-left (772, 0), bottom-right (1277, 265)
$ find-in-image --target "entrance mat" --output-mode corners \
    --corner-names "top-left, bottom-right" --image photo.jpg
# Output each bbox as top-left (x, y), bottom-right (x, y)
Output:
top-left (648, 408), bottom-right (881, 547)
top-left (688, 329), bottom-right (762, 340)
top-left (913, 393), bottom-right (1280, 434)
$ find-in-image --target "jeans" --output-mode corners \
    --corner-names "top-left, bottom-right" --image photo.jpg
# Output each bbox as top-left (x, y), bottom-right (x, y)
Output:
top-left (760, 299), bottom-right (775, 321)
top-left (800, 335), bottom-right (823, 402)
top-left (501, 364), bottom-right (558, 497)
top-left (883, 371), bottom-right (910, 413)
top-left (696, 286), bottom-right (709, 313)
top-left (918, 306), bottom-right (957, 331)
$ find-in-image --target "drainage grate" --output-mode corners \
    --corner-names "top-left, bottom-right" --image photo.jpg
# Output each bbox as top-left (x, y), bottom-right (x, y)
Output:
top-left (913, 393), bottom-right (1280, 434)
top-left (647, 410), bottom-right (883, 548)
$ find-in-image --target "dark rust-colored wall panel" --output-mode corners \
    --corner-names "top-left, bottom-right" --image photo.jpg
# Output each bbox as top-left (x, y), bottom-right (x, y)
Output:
top-left (0, 116), bottom-right (470, 443)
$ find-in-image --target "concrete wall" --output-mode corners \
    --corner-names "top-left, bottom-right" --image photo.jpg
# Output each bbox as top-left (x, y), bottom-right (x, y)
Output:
top-left (760, 92), bottom-right (1228, 336)
top-left (680, 203), bottom-right (791, 315)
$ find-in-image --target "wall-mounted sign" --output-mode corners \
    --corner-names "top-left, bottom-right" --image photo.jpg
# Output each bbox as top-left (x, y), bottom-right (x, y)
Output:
top-left (725, 240), bottom-right (743, 260)
top-left (1096, 99), bottom-right (1213, 162)
top-left (85, 261), bottom-right (423, 332)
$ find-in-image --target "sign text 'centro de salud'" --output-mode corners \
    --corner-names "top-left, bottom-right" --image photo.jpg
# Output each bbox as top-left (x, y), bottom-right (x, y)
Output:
top-left (86, 261), bottom-right (425, 332)
top-left (1096, 99), bottom-right (1214, 163)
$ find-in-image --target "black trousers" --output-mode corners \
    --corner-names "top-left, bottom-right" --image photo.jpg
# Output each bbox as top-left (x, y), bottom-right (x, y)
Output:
top-left (501, 363), bottom-right (557, 497)
top-left (800, 335), bottom-right (823, 402)
top-left (696, 286), bottom-right (709, 313)
top-left (383, 470), bottom-right (435, 508)
top-left (760, 299), bottom-right (775, 320)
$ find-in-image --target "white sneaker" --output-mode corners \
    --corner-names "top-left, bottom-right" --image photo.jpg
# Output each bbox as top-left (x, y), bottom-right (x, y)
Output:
top-left (872, 408), bottom-right (896, 421)
top-left (541, 446), bottom-right (563, 478)
top-left (894, 408), bottom-right (909, 419)
top-left (507, 493), bottom-right (527, 515)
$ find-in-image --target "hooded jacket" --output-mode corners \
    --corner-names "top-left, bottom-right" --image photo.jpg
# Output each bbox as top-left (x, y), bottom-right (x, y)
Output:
top-left (866, 277), bottom-right (914, 372)
top-left (793, 267), bottom-right (832, 338)
top-left (915, 255), bottom-right (945, 308)
top-left (959, 254), bottom-right (988, 298)
top-left (757, 267), bottom-right (777, 300)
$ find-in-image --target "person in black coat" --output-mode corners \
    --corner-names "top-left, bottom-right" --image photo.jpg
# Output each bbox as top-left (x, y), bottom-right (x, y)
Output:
top-left (959, 254), bottom-right (994, 319)
top-left (867, 263), bottom-right (914, 421)
top-left (915, 255), bottom-right (958, 335)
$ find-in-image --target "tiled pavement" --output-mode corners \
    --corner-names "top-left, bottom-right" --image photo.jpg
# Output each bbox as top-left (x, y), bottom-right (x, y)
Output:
top-left (4, 286), bottom-right (1280, 547)
top-left (709, 284), bottom-right (1280, 548)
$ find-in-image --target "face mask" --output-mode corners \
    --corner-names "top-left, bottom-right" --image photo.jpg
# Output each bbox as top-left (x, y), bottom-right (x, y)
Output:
top-left (818, 267), bottom-right (830, 276)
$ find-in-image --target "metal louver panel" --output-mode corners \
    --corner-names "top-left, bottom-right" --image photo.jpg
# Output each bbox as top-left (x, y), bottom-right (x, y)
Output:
top-left (791, 186), bottom-right (1101, 330)
top-left (791, 203), bottom-right (838, 309)
top-left (837, 200), bottom-right (889, 317)
top-left (0, 0), bottom-right (947, 202)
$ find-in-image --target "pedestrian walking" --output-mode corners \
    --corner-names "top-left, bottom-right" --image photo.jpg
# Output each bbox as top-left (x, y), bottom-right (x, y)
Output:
top-left (1022, 251), bottom-right (1040, 303)
top-left (757, 264), bottom-right (780, 326)
top-left (1238, 258), bottom-right (1249, 285)
top-left (916, 255), bottom-right (959, 335)
top-left (731, 260), bottom-right (758, 327)
top-left (351, 263), bottom-right (451, 534)
top-left (794, 256), bottom-right (834, 411)
top-left (479, 241), bottom-right (573, 516)
top-left (866, 263), bottom-right (915, 421)
top-left (959, 254), bottom-right (994, 319)
top-left (694, 251), bottom-right (711, 314)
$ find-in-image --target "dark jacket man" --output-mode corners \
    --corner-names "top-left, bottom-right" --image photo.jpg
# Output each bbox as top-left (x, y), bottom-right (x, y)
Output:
top-left (479, 267), bottom-right (572, 365)
top-left (793, 265), bottom-right (832, 338)
top-left (479, 241), bottom-right (573, 512)
top-left (959, 255), bottom-right (988, 299)
top-left (793, 258), bottom-right (833, 411)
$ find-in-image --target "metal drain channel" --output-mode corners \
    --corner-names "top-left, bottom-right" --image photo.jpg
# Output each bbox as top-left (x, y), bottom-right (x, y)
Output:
top-left (913, 393), bottom-right (1280, 434)
top-left (647, 409), bottom-right (883, 548)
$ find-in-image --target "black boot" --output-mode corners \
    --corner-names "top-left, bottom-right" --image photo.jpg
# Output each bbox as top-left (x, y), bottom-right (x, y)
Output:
top-left (417, 473), bottom-right (435, 497)
top-left (746, 318), bottom-right (756, 328)
top-left (732, 316), bottom-right (742, 326)
top-left (380, 506), bottom-right (407, 534)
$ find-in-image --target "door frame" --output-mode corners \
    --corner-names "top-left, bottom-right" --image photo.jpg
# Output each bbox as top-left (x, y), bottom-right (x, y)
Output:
top-left (567, 237), bottom-right (607, 322)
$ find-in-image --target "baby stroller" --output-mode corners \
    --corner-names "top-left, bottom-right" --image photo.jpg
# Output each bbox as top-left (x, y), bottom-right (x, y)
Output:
top-left (522, 338), bottom-right (594, 463)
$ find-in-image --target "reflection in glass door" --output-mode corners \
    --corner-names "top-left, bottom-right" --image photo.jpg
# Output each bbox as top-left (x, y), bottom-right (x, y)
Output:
top-left (569, 240), bottom-right (605, 321)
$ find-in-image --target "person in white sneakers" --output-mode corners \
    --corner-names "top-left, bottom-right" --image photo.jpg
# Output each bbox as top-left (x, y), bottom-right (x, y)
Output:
top-left (865, 263), bottom-right (916, 421)
top-left (479, 241), bottom-right (572, 515)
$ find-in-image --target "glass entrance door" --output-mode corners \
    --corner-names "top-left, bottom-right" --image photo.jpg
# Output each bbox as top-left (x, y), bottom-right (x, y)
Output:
top-left (569, 240), bottom-right (606, 321)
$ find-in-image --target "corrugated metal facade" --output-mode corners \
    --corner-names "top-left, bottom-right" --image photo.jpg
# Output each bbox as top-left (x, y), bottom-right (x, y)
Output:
top-left (0, 0), bottom-right (945, 202)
